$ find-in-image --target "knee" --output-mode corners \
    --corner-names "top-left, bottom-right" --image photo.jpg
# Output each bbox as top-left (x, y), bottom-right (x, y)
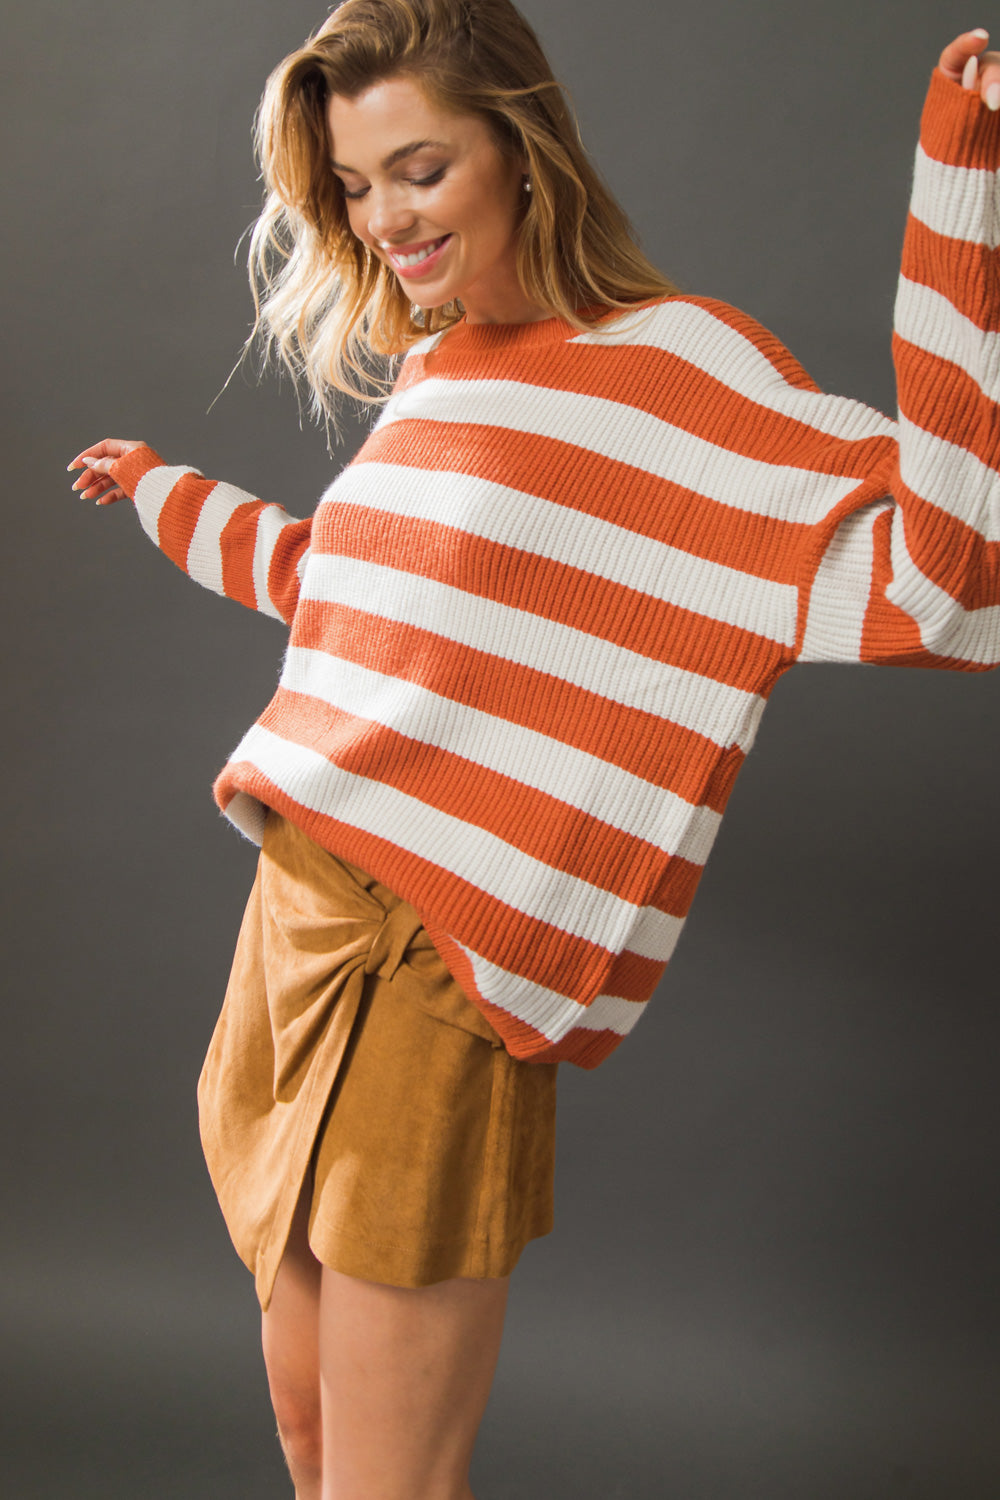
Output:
top-left (271, 1384), bottom-right (322, 1485)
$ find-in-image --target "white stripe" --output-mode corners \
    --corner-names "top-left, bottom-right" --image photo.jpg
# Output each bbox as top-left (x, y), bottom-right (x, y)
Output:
top-left (185, 480), bottom-right (253, 596)
top-left (624, 904), bottom-right (684, 963)
top-left (895, 275), bottom-right (1000, 405)
top-left (453, 947), bottom-right (594, 1042)
top-left (570, 300), bottom-right (897, 443)
top-left (402, 328), bottom-right (450, 361)
top-left (223, 790), bottom-right (267, 845)
top-left (325, 461), bottom-right (798, 645)
top-left (799, 504), bottom-right (882, 663)
top-left (456, 944), bottom-right (653, 1043)
top-left (132, 464), bottom-right (201, 549)
top-left (281, 647), bottom-right (722, 865)
top-left (897, 413), bottom-right (1000, 543)
top-left (300, 554), bottom-right (760, 751)
top-left (575, 989), bottom-right (650, 1035)
top-left (924, 594), bottom-right (1000, 664)
top-left (227, 724), bottom-right (670, 955)
top-left (909, 143), bottom-right (1000, 250)
top-left (887, 520), bottom-right (1000, 664)
top-left (379, 377), bottom-right (868, 526)
top-left (252, 505), bottom-right (304, 621)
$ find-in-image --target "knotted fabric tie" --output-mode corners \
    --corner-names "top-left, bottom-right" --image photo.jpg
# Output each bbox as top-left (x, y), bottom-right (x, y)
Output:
top-left (363, 901), bottom-right (431, 982)
top-left (261, 840), bottom-right (437, 1103)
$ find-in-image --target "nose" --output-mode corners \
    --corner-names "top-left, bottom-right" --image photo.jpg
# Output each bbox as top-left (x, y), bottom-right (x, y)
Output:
top-left (364, 185), bottom-right (419, 246)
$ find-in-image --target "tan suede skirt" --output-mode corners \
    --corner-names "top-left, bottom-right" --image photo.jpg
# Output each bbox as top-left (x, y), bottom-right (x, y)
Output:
top-left (196, 810), bottom-right (559, 1310)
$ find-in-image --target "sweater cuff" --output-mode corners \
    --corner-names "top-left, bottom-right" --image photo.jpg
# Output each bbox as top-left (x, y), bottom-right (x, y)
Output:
top-left (108, 443), bottom-right (168, 499)
top-left (920, 65), bottom-right (1000, 168)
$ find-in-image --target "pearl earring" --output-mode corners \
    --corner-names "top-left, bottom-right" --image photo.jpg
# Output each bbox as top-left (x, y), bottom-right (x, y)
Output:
top-left (523, 175), bottom-right (533, 194)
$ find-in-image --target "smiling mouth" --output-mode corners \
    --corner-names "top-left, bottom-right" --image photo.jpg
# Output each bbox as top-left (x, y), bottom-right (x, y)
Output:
top-left (383, 234), bottom-right (452, 273)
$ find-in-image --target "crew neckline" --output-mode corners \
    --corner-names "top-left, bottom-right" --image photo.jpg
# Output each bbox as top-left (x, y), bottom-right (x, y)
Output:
top-left (435, 300), bottom-right (659, 355)
top-left (436, 311), bottom-right (582, 354)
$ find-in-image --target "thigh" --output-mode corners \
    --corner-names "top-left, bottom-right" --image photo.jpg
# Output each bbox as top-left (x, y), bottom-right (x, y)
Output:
top-left (318, 1263), bottom-right (510, 1499)
top-left (261, 1176), bottom-right (322, 1430)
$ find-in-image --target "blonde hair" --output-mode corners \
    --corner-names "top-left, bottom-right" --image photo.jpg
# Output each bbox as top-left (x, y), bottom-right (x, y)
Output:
top-left (248, 0), bottom-right (679, 427)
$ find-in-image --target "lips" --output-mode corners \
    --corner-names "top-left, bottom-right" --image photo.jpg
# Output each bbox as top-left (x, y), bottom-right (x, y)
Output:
top-left (382, 233), bottom-right (453, 278)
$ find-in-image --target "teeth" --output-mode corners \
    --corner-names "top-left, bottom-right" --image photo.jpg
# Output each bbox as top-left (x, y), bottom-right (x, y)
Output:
top-left (391, 236), bottom-right (447, 267)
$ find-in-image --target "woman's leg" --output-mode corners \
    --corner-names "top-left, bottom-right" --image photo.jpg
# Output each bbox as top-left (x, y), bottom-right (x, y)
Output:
top-left (318, 1264), bottom-right (511, 1500)
top-left (263, 1181), bottom-right (511, 1500)
top-left (261, 1183), bottom-right (323, 1499)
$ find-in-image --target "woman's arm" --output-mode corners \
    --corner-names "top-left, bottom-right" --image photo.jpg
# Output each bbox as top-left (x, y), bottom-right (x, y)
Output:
top-left (792, 29), bottom-right (1000, 669)
top-left (68, 438), bottom-right (312, 626)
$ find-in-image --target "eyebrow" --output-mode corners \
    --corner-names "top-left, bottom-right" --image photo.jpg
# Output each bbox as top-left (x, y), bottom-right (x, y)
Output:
top-left (330, 138), bottom-right (451, 174)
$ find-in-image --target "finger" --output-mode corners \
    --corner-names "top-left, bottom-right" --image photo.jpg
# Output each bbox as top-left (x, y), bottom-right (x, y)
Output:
top-left (71, 462), bottom-right (118, 496)
top-left (80, 477), bottom-right (121, 502)
top-left (939, 28), bottom-right (990, 82)
top-left (95, 486), bottom-right (125, 506)
top-left (976, 51), bottom-right (1000, 108)
top-left (70, 458), bottom-right (109, 490)
top-left (66, 438), bottom-right (145, 472)
top-left (67, 439), bottom-right (115, 472)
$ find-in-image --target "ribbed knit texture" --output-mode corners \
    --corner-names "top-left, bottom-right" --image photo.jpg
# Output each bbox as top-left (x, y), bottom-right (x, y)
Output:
top-left (111, 69), bottom-right (1000, 1067)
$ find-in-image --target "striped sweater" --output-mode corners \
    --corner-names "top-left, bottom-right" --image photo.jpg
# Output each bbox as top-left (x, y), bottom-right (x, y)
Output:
top-left (110, 68), bottom-right (1000, 1068)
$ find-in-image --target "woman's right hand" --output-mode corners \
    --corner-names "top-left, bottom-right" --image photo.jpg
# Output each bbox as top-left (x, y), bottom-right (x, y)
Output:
top-left (67, 438), bottom-right (148, 505)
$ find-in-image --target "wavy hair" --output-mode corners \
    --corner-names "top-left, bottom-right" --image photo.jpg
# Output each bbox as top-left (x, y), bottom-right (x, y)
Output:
top-left (247, 0), bottom-right (679, 427)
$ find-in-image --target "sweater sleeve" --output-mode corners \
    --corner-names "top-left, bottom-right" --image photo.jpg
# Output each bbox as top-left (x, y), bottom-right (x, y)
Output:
top-left (107, 444), bottom-right (313, 626)
top-left (785, 67), bottom-right (1000, 670)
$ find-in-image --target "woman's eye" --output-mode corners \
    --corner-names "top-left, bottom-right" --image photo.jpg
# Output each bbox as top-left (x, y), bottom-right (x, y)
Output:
top-left (338, 166), bottom-right (445, 200)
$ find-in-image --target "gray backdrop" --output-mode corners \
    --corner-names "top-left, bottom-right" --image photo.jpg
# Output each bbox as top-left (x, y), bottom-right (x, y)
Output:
top-left (4, 1), bottom-right (1000, 1496)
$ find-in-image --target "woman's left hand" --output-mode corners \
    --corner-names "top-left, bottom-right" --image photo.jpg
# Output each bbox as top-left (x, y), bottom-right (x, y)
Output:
top-left (939, 28), bottom-right (1000, 109)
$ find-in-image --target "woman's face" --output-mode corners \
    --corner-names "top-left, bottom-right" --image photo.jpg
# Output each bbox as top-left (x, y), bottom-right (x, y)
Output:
top-left (326, 73), bottom-right (544, 325)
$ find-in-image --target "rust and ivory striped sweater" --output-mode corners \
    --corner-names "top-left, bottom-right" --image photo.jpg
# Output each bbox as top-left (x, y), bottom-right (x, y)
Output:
top-left (110, 68), bottom-right (1000, 1068)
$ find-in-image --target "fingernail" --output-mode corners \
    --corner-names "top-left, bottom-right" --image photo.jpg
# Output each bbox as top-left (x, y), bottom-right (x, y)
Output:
top-left (973, 27), bottom-right (990, 39)
top-left (986, 82), bottom-right (1000, 110)
top-left (964, 54), bottom-right (980, 88)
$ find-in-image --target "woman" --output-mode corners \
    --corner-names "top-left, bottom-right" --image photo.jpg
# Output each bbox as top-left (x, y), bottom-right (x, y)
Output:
top-left (68, 2), bottom-right (1000, 1496)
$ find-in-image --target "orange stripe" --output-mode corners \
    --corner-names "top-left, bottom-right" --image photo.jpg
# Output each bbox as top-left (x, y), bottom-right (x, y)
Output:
top-left (896, 488), bottom-right (1000, 614)
top-left (894, 334), bottom-right (1000, 473)
top-left (214, 762), bottom-right (616, 997)
top-left (109, 444), bottom-right (168, 497)
top-left (920, 71), bottom-right (999, 170)
top-left (291, 599), bottom-right (739, 812)
top-left (260, 686), bottom-right (685, 902)
top-left (511, 342), bottom-right (886, 474)
top-left (360, 419), bottom-right (812, 586)
top-left (220, 502), bottom-right (265, 611)
top-left (266, 515), bottom-right (313, 624)
top-left (315, 505), bottom-right (786, 690)
top-left (156, 473), bottom-right (216, 572)
top-left (651, 854), bottom-right (705, 918)
top-left (530, 1026), bottom-right (627, 1068)
top-left (392, 353), bottom-right (430, 394)
top-left (901, 215), bottom-right (1000, 334)
top-left (603, 948), bottom-right (666, 1000)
